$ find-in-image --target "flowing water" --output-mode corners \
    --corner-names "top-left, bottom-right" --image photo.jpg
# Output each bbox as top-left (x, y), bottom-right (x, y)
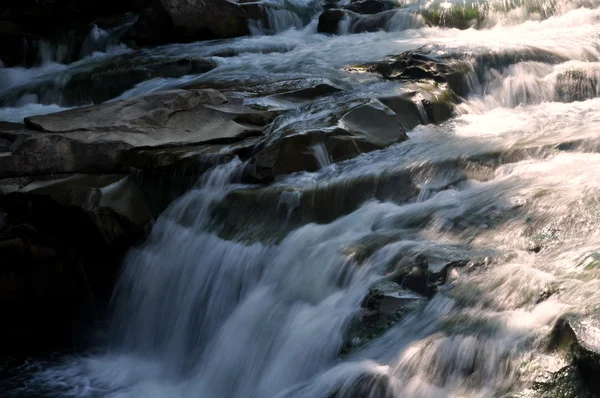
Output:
top-left (4, 0), bottom-right (600, 396)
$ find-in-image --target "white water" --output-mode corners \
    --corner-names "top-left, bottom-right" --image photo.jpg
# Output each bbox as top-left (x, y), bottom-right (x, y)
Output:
top-left (4, 0), bottom-right (600, 397)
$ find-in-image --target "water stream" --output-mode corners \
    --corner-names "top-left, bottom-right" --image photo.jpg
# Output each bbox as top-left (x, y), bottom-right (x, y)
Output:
top-left (3, 0), bottom-right (600, 396)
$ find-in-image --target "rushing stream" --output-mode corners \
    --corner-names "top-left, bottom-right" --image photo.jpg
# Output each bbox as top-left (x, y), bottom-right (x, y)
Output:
top-left (4, 0), bottom-right (600, 396)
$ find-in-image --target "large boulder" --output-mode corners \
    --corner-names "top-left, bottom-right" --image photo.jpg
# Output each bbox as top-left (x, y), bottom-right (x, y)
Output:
top-left (127, 0), bottom-right (251, 46)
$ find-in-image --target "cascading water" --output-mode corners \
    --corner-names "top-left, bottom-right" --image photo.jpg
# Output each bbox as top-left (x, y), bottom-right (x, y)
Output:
top-left (4, 0), bottom-right (600, 396)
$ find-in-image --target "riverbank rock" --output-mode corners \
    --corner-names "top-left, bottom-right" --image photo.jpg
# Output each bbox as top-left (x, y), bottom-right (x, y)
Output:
top-left (128, 0), bottom-right (251, 46)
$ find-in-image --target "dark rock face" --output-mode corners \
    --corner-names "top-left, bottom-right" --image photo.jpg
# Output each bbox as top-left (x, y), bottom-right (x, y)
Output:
top-left (318, 9), bottom-right (349, 34)
top-left (0, 0), bottom-right (137, 67)
top-left (343, 0), bottom-right (396, 15)
top-left (127, 0), bottom-right (251, 46)
top-left (0, 179), bottom-right (150, 354)
top-left (318, 8), bottom-right (422, 35)
top-left (0, 88), bottom-right (278, 353)
top-left (61, 57), bottom-right (217, 105)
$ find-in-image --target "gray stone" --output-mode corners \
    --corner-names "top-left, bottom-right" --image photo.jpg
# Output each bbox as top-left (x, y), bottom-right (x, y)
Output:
top-left (340, 99), bottom-right (409, 146)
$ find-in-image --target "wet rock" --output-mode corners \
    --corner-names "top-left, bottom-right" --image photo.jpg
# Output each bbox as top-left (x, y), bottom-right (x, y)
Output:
top-left (343, 0), bottom-right (397, 15)
top-left (549, 315), bottom-right (600, 395)
top-left (356, 45), bottom-right (567, 103)
top-left (2, 89), bottom-right (272, 178)
top-left (127, 0), bottom-right (251, 46)
top-left (61, 57), bottom-right (217, 105)
top-left (420, 5), bottom-right (484, 30)
top-left (1, 56), bottom-right (218, 108)
top-left (528, 365), bottom-right (594, 398)
top-left (0, 21), bottom-right (43, 67)
top-left (215, 170), bottom-right (418, 241)
top-left (342, 280), bottom-right (424, 355)
top-left (318, 8), bottom-right (422, 35)
top-left (377, 94), bottom-right (426, 131)
top-left (249, 127), bottom-right (384, 181)
top-left (340, 100), bottom-right (409, 146)
top-left (0, 132), bottom-right (133, 179)
top-left (269, 83), bottom-right (344, 104)
top-left (365, 50), bottom-right (472, 97)
top-left (122, 136), bottom-right (263, 216)
top-left (318, 9), bottom-right (349, 34)
top-left (390, 254), bottom-right (435, 297)
top-left (0, 1), bottom-right (137, 67)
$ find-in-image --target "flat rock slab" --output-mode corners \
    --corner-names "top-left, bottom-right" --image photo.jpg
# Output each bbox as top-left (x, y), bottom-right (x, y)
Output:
top-left (24, 89), bottom-right (267, 147)
top-left (1, 89), bottom-right (275, 178)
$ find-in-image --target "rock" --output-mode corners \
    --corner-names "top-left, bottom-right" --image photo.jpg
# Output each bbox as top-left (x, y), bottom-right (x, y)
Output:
top-left (549, 315), bottom-right (600, 395)
top-left (366, 50), bottom-right (471, 97)
top-left (340, 100), bottom-right (409, 146)
top-left (0, 175), bottom-right (151, 354)
top-left (341, 280), bottom-right (424, 356)
top-left (1, 56), bottom-right (217, 109)
top-left (122, 136), bottom-right (263, 216)
top-left (214, 170), bottom-right (419, 241)
top-left (60, 57), bottom-right (217, 105)
top-left (377, 94), bottom-right (426, 131)
top-left (343, 0), bottom-right (396, 15)
top-left (2, 89), bottom-right (273, 179)
top-left (419, 4), bottom-right (484, 30)
top-left (318, 9), bottom-right (349, 34)
top-left (0, 0), bottom-right (137, 66)
top-left (249, 128), bottom-right (384, 181)
top-left (269, 83), bottom-right (344, 104)
top-left (0, 21), bottom-right (43, 67)
top-left (0, 134), bottom-right (132, 179)
top-left (127, 0), bottom-right (251, 46)
top-left (318, 8), bottom-right (423, 35)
